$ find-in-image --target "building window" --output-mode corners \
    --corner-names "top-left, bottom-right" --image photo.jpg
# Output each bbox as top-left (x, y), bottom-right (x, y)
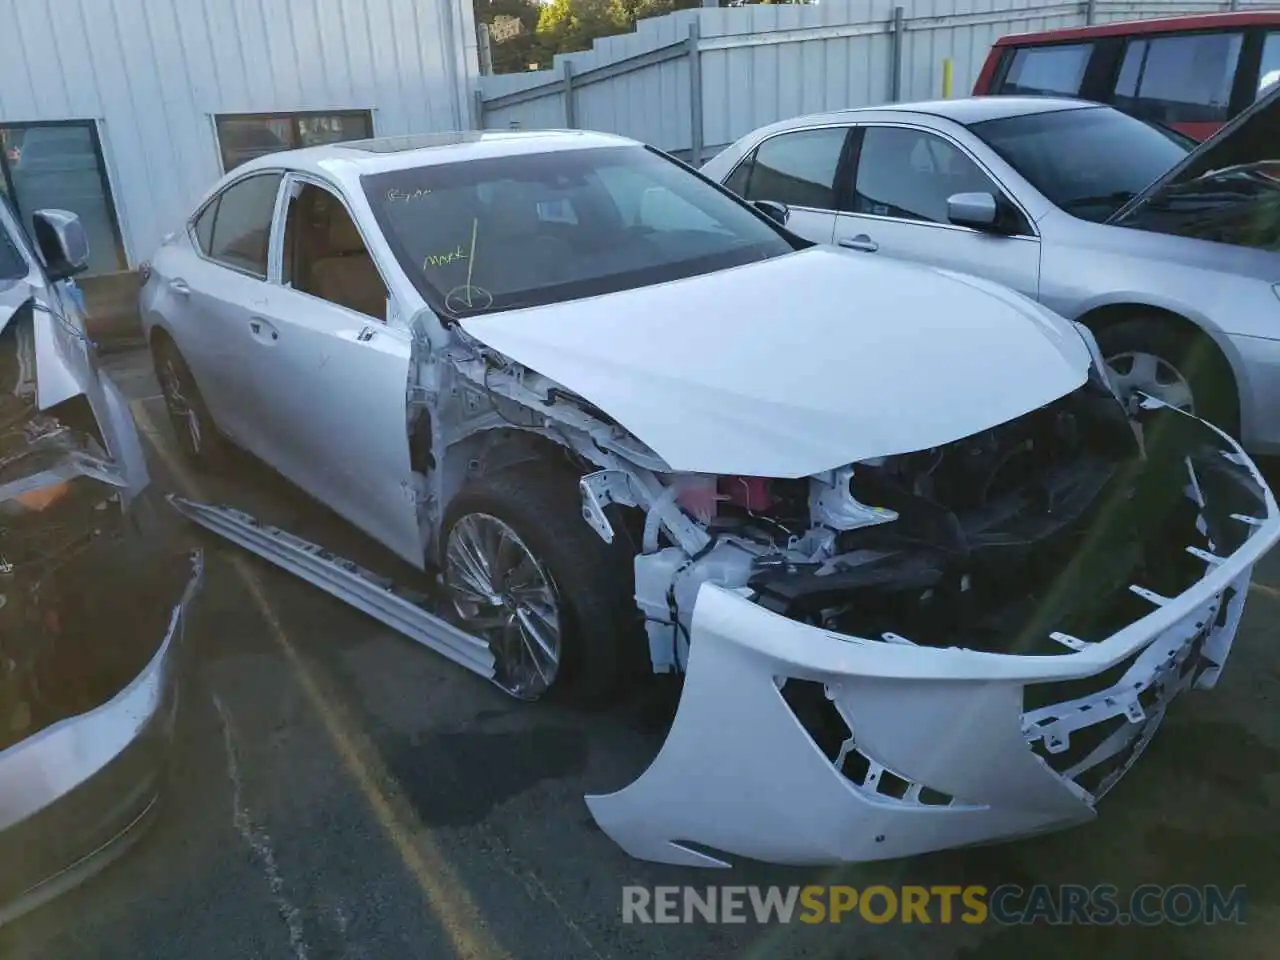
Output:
top-left (215, 111), bottom-right (374, 172)
top-left (0, 122), bottom-right (126, 276)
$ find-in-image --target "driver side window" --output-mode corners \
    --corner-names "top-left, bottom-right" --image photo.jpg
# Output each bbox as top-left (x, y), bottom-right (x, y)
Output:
top-left (281, 182), bottom-right (389, 320)
top-left (852, 126), bottom-right (1002, 225)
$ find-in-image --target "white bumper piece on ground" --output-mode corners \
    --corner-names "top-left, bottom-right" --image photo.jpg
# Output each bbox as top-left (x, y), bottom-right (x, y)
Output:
top-left (586, 423), bottom-right (1280, 868)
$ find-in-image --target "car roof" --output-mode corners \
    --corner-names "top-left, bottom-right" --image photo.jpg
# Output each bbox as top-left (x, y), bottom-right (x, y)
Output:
top-left (231, 129), bottom-right (641, 181)
top-left (745, 96), bottom-right (1100, 136)
top-left (993, 10), bottom-right (1280, 47)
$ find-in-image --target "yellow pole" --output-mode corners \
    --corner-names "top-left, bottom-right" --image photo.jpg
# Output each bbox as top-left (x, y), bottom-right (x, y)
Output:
top-left (942, 58), bottom-right (954, 98)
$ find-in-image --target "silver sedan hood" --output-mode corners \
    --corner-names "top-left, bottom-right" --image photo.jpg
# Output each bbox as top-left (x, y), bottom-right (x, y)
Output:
top-left (459, 247), bottom-right (1091, 478)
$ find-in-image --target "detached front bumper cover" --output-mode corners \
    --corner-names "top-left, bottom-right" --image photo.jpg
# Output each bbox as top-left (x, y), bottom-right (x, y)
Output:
top-left (586, 406), bottom-right (1280, 867)
top-left (0, 549), bottom-right (203, 926)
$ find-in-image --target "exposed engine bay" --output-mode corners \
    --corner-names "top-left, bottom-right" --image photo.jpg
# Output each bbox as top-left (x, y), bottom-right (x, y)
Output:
top-left (622, 369), bottom-right (1222, 671)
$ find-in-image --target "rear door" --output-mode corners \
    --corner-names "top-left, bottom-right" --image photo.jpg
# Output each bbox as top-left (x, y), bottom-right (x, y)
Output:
top-left (172, 171), bottom-right (285, 451)
top-left (832, 124), bottom-right (1042, 300)
top-left (250, 173), bottom-right (422, 567)
top-left (720, 125), bottom-right (852, 244)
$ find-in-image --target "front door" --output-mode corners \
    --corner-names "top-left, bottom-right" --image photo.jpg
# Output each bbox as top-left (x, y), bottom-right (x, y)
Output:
top-left (833, 124), bottom-right (1042, 301)
top-left (247, 175), bottom-right (422, 567)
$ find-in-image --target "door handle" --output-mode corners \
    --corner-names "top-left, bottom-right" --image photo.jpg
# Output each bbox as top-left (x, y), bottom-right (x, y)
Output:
top-left (838, 234), bottom-right (879, 253)
top-left (169, 278), bottom-right (191, 295)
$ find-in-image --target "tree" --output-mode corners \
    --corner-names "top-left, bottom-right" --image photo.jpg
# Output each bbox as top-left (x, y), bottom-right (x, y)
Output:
top-left (535, 0), bottom-right (623, 56)
top-left (474, 0), bottom-right (552, 73)
top-left (533, 0), bottom-right (701, 60)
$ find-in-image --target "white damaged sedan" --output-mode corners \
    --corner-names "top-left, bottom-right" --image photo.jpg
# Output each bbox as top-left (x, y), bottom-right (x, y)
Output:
top-left (140, 130), bottom-right (1280, 868)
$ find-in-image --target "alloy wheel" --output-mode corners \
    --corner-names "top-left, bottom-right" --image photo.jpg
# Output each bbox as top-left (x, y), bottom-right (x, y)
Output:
top-left (158, 357), bottom-right (203, 455)
top-left (1104, 350), bottom-right (1195, 415)
top-left (444, 513), bottom-right (564, 700)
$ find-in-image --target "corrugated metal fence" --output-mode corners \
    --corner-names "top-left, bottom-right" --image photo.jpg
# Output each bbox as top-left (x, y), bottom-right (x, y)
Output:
top-left (477, 0), bottom-right (1269, 162)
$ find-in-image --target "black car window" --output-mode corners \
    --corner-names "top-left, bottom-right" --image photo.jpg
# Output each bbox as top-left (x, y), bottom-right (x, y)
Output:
top-left (998, 43), bottom-right (1094, 96)
top-left (971, 107), bottom-right (1189, 223)
top-left (852, 126), bottom-right (997, 224)
top-left (739, 128), bottom-right (849, 210)
top-left (0, 222), bottom-right (26, 282)
top-left (192, 199), bottom-right (218, 256)
top-left (723, 153), bottom-right (753, 197)
top-left (206, 173), bottom-right (283, 277)
top-left (1113, 32), bottom-right (1243, 125)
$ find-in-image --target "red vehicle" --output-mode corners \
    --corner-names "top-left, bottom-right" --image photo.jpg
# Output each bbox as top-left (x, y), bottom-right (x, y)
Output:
top-left (974, 11), bottom-right (1280, 140)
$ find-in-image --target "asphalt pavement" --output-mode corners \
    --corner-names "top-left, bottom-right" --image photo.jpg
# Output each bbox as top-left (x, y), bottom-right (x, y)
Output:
top-left (2, 347), bottom-right (1279, 959)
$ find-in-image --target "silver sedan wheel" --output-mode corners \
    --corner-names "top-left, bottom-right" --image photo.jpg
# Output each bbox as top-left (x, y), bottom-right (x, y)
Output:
top-left (1104, 350), bottom-right (1195, 415)
top-left (444, 513), bottom-right (564, 700)
top-left (158, 357), bottom-right (203, 455)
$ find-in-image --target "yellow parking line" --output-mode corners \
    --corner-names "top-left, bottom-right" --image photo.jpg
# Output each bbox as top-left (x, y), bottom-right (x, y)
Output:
top-left (131, 399), bottom-right (509, 960)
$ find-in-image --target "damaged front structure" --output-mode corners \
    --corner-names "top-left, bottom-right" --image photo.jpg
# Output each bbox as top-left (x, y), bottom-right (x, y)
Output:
top-left (142, 130), bottom-right (1280, 868)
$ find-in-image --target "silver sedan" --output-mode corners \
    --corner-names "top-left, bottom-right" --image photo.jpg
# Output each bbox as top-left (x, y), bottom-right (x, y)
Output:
top-left (701, 90), bottom-right (1280, 452)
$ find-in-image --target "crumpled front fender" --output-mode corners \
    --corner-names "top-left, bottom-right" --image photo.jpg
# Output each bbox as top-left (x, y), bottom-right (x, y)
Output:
top-left (587, 408), bottom-right (1280, 868)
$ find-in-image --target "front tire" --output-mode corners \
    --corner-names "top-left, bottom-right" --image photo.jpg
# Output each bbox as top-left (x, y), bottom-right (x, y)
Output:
top-left (151, 336), bottom-right (229, 471)
top-left (441, 466), bottom-right (643, 704)
top-left (1094, 314), bottom-right (1239, 434)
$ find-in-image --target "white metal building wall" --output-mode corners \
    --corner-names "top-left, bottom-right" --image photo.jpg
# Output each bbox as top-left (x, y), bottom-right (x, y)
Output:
top-left (0, 0), bottom-right (480, 269)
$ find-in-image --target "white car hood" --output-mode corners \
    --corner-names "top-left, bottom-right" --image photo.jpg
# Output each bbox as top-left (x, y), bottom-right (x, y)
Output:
top-left (459, 247), bottom-right (1091, 478)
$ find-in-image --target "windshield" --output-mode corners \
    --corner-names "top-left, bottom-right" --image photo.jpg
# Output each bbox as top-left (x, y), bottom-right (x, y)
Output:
top-left (969, 107), bottom-right (1190, 222)
top-left (361, 144), bottom-right (800, 316)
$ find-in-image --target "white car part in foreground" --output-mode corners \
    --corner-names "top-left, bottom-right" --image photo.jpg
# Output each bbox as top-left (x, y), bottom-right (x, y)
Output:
top-left (587, 403), bottom-right (1280, 866)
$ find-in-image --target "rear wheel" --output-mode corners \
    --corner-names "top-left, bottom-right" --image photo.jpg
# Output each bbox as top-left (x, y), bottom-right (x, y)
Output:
top-left (1094, 314), bottom-right (1239, 434)
top-left (441, 466), bottom-right (643, 704)
top-left (151, 336), bottom-right (229, 470)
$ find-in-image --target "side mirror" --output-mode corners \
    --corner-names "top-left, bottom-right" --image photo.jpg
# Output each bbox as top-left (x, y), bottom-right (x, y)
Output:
top-left (752, 199), bottom-right (790, 226)
top-left (32, 209), bottom-right (90, 282)
top-left (946, 192), bottom-right (1000, 232)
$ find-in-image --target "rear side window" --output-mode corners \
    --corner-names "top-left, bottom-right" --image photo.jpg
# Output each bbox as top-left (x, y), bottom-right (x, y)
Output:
top-left (205, 173), bottom-right (283, 277)
top-left (997, 43), bottom-right (1093, 96)
top-left (738, 128), bottom-right (848, 210)
top-left (192, 200), bottom-right (217, 255)
top-left (1113, 32), bottom-right (1243, 125)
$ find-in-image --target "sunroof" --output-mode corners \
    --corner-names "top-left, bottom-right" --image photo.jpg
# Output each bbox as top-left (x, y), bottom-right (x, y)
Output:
top-left (343, 132), bottom-right (489, 154)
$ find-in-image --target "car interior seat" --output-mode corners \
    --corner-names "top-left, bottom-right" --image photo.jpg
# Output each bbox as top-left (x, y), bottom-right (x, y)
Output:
top-left (306, 192), bottom-right (386, 320)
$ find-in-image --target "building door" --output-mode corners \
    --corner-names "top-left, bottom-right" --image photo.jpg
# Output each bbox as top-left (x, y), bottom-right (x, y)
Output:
top-left (0, 121), bottom-right (126, 276)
